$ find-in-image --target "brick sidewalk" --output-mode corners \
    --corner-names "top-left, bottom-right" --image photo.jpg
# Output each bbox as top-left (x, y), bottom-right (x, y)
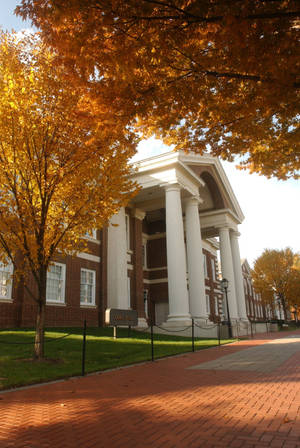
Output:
top-left (1, 330), bottom-right (300, 448)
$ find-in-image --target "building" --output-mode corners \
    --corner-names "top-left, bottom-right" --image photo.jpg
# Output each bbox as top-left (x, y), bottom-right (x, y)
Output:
top-left (0, 151), bottom-right (251, 333)
top-left (241, 259), bottom-right (266, 321)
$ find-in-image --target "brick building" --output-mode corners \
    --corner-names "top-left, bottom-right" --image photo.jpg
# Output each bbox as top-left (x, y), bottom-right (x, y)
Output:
top-left (0, 151), bottom-right (250, 331)
top-left (241, 259), bottom-right (266, 321)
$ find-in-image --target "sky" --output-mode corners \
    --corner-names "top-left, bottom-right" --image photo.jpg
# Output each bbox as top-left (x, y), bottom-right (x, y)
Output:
top-left (1, 1), bottom-right (299, 267)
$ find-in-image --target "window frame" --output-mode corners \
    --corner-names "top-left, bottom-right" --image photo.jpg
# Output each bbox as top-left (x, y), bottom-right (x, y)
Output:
top-left (80, 268), bottom-right (96, 306)
top-left (211, 258), bottom-right (216, 281)
top-left (127, 276), bottom-right (131, 308)
top-left (125, 214), bottom-right (130, 250)
top-left (0, 262), bottom-right (14, 301)
top-left (205, 293), bottom-right (211, 315)
top-left (84, 229), bottom-right (97, 240)
top-left (203, 254), bottom-right (208, 278)
top-left (46, 262), bottom-right (66, 304)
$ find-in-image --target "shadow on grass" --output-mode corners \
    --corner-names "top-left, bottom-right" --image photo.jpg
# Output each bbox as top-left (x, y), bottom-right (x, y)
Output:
top-left (0, 327), bottom-right (234, 390)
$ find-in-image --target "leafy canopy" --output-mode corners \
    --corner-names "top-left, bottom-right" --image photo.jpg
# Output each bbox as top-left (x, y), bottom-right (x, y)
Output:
top-left (0, 31), bottom-right (137, 286)
top-left (17, 0), bottom-right (300, 179)
top-left (252, 248), bottom-right (300, 308)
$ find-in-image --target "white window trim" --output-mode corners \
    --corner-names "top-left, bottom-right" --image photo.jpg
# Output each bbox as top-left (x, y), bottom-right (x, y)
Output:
top-left (46, 262), bottom-right (66, 304)
top-left (84, 229), bottom-right (98, 241)
top-left (211, 258), bottom-right (216, 281)
top-left (205, 294), bottom-right (211, 315)
top-left (125, 214), bottom-right (130, 250)
top-left (142, 242), bottom-right (147, 269)
top-left (214, 296), bottom-right (219, 315)
top-left (0, 262), bottom-right (14, 301)
top-left (127, 277), bottom-right (131, 309)
top-left (80, 268), bottom-right (96, 306)
top-left (203, 255), bottom-right (208, 279)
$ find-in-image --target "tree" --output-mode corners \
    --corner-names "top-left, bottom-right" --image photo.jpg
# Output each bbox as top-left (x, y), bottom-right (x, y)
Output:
top-left (0, 31), bottom-right (137, 359)
top-left (252, 248), bottom-right (300, 321)
top-left (17, 0), bottom-right (300, 179)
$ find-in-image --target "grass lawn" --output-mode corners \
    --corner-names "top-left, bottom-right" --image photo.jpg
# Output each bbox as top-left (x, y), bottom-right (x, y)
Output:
top-left (0, 327), bottom-right (234, 390)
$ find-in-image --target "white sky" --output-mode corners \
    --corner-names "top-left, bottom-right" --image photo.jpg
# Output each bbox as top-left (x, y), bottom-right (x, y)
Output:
top-left (2, 1), bottom-right (299, 267)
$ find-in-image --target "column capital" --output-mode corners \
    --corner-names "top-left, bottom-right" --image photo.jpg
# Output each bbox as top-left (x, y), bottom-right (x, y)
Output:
top-left (230, 230), bottom-right (241, 238)
top-left (162, 182), bottom-right (182, 193)
top-left (185, 195), bottom-right (203, 206)
top-left (218, 225), bottom-right (230, 232)
top-left (132, 208), bottom-right (145, 221)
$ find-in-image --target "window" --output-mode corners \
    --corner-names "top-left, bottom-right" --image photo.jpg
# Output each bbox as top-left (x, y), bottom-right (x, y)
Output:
top-left (84, 229), bottom-right (97, 239)
top-left (125, 214), bottom-right (130, 250)
top-left (144, 290), bottom-right (148, 317)
top-left (127, 277), bottom-right (131, 308)
top-left (46, 262), bottom-right (66, 303)
top-left (142, 243), bottom-right (147, 268)
top-left (214, 297), bottom-right (219, 315)
top-left (211, 259), bottom-right (216, 281)
top-left (206, 294), bottom-right (211, 314)
top-left (0, 263), bottom-right (13, 300)
top-left (203, 255), bottom-right (208, 278)
top-left (222, 297), bottom-right (226, 317)
top-left (80, 269), bottom-right (96, 305)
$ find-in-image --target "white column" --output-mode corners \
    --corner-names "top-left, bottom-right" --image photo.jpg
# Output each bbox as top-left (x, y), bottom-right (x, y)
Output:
top-left (185, 196), bottom-right (207, 320)
top-left (165, 184), bottom-right (191, 323)
top-left (107, 207), bottom-right (129, 309)
top-left (230, 231), bottom-right (248, 320)
top-left (219, 227), bottom-right (239, 319)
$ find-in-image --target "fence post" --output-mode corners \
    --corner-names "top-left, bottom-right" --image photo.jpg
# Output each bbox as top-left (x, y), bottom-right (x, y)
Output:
top-left (150, 321), bottom-right (154, 362)
top-left (192, 318), bottom-right (195, 352)
top-left (82, 319), bottom-right (87, 376)
top-left (128, 325), bottom-right (131, 338)
top-left (218, 322), bottom-right (221, 346)
top-left (250, 321), bottom-right (253, 338)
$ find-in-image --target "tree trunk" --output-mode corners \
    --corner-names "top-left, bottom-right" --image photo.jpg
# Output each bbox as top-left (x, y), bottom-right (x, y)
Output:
top-left (280, 293), bottom-right (288, 321)
top-left (34, 267), bottom-right (47, 359)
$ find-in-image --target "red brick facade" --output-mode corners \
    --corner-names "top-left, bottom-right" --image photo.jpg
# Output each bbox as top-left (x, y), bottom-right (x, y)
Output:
top-left (0, 213), bottom-right (222, 328)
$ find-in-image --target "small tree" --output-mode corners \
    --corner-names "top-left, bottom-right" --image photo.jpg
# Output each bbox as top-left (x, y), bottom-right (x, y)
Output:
top-left (252, 248), bottom-right (300, 321)
top-left (0, 32), bottom-right (137, 359)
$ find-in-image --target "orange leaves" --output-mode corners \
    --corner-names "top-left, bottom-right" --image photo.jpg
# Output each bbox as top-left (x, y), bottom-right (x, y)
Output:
top-left (0, 31), bottom-right (137, 296)
top-left (252, 249), bottom-right (300, 308)
top-left (17, 0), bottom-right (300, 179)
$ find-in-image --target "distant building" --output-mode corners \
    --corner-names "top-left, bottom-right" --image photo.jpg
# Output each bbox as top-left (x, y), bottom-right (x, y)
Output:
top-left (241, 259), bottom-right (266, 321)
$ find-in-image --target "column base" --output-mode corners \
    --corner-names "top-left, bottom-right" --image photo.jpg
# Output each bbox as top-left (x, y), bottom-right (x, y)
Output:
top-left (164, 314), bottom-right (192, 328)
top-left (193, 316), bottom-right (212, 324)
top-left (136, 317), bottom-right (148, 328)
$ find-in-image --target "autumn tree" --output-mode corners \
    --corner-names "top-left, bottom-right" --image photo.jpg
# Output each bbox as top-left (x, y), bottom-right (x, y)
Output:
top-left (17, 0), bottom-right (300, 179)
top-left (0, 31), bottom-right (137, 359)
top-left (252, 248), bottom-right (300, 321)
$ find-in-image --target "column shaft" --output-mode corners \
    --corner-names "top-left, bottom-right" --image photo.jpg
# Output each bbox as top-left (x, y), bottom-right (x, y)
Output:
top-left (230, 231), bottom-right (248, 320)
top-left (107, 207), bottom-right (129, 309)
top-left (165, 185), bottom-right (191, 321)
top-left (185, 197), bottom-right (207, 319)
top-left (219, 227), bottom-right (239, 319)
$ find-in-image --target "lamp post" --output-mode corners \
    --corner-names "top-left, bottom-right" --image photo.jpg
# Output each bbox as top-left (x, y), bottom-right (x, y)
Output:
top-left (221, 278), bottom-right (232, 338)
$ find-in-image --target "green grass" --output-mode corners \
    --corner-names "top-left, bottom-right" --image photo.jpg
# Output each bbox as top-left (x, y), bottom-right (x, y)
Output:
top-left (0, 327), bottom-right (233, 390)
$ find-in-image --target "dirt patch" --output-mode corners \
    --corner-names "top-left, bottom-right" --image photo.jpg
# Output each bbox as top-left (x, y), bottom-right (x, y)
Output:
top-left (16, 358), bottom-right (64, 364)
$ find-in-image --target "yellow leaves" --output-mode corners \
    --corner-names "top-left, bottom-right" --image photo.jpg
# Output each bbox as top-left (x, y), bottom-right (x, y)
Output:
top-left (0, 30), bottom-right (137, 299)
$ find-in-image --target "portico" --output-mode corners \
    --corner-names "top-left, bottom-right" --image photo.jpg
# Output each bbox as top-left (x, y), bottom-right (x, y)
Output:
top-left (107, 151), bottom-right (248, 332)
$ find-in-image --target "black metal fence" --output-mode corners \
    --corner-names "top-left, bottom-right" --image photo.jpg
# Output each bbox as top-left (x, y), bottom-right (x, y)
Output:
top-left (1, 318), bottom-right (292, 381)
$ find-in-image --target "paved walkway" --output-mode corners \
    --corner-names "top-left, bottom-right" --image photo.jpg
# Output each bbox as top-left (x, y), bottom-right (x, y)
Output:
top-left (1, 330), bottom-right (300, 448)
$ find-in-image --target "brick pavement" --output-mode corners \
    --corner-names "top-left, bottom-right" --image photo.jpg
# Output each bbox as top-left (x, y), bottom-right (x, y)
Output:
top-left (0, 330), bottom-right (300, 448)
